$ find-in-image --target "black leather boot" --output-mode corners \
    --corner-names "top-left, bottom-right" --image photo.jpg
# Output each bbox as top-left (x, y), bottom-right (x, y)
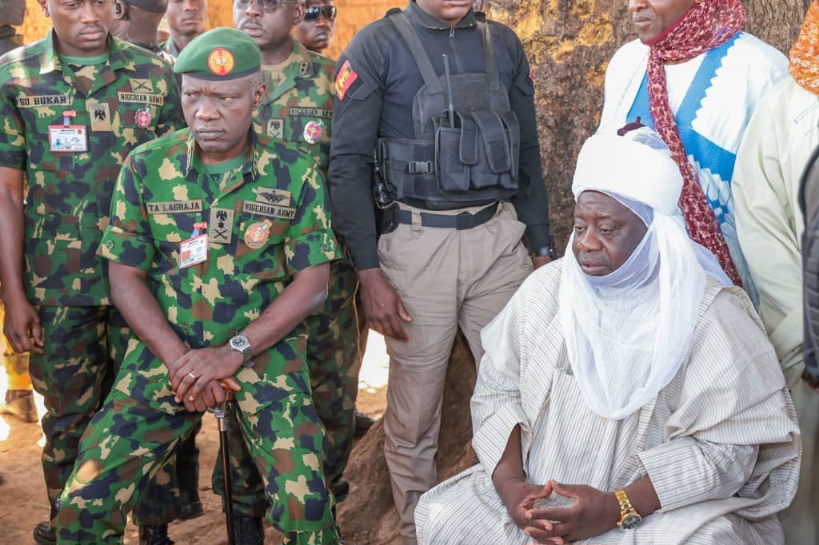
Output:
top-left (139, 524), bottom-right (175, 545)
top-left (233, 515), bottom-right (264, 545)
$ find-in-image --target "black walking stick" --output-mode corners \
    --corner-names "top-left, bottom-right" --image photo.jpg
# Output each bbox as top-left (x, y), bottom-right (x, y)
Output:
top-left (210, 402), bottom-right (236, 545)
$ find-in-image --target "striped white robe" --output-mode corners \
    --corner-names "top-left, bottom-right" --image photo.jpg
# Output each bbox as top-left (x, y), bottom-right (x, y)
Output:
top-left (416, 262), bottom-right (800, 545)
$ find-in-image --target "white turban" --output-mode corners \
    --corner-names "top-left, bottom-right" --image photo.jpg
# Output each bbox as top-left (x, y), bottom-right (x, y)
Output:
top-left (572, 131), bottom-right (683, 214)
top-left (559, 129), bottom-right (726, 420)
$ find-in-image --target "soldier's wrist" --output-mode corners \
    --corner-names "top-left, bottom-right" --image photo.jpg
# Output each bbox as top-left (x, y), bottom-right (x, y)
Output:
top-left (357, 267), bottom-right (385, 287)
top-left (223, 341), bottom-right (249, 371)
top-left (1, 285), bottom-right (29, 308)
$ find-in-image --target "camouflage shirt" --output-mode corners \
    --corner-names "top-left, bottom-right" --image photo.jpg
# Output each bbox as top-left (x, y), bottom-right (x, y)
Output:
top-left (256, 39), bottom-right (334, 174)
top-left (100, 129), bottom-right (341, 413)
top-left (0, 31), bottom-right (183, 306)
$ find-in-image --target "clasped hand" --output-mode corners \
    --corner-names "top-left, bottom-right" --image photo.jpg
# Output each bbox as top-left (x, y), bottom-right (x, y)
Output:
top-left (168, 346), bottom-right (242, 412)
top-left (501, 480), bottom-right (618, 544)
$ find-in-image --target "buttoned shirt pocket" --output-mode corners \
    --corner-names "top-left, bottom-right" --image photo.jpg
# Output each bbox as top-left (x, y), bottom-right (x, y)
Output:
top-left (148, 211), bottom-right (200, 275)
top-left (234, 204), bottom-right (292, 281)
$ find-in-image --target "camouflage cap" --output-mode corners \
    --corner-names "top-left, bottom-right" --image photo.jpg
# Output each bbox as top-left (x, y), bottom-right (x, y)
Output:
top-left (123, 0), bottom-right (168, 13)
top-left (174, 27), bottom-right (261, 80)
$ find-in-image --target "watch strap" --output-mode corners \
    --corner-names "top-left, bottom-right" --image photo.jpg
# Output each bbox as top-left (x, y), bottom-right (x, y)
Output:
top-left (229, 335), bottom-right (253, 367)
top-left (614, 489), bottom-right (640, 529)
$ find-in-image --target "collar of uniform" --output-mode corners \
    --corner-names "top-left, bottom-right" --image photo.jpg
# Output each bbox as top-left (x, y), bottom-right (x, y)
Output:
top-left (39, 30), bottom-right (124, 75)
top-left (164, 38), bottom-right (180, 58)
top-left (261, 39), bottom-right (315, 104)
top-left (292, 39), bottom-right (317, 78)
top-left (405, 0), bottom-right (477, 30)
top-left (184, 129), bottom-right (260, 181)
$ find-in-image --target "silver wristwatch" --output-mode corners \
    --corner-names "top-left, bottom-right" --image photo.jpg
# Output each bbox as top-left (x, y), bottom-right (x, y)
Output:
top-left (228, 335), bottom-right (254, 367)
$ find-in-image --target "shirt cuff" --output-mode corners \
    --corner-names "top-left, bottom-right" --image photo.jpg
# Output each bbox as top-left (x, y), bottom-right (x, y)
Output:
top-left (524, 224), bottom-right (552, 254)
top-left (473, 404), bottom-right (528, 478)
top-left (350, 246), bottom-right (380, 271)
top-left (285, 228), bottom-right (342, 274)
top-left (100, 225), bottom-right (154, 270)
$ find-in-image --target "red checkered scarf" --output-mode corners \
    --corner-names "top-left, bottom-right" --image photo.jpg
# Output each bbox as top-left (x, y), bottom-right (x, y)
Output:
top-left (790, 1), bottom-right (819, 96)
top-left (644, 0), bottom-right (746, 286)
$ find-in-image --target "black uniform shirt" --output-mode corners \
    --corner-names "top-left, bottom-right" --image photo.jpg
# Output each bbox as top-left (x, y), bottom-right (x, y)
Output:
top-left (329, 1), bottom-right (551, 270)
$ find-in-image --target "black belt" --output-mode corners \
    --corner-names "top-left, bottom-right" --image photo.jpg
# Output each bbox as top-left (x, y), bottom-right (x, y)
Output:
top-left (382, 202), bottom-right (498, 231)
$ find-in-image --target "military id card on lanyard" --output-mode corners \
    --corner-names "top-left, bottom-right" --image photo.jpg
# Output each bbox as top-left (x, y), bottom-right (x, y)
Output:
top-left (48, 110), bottom-right (88, 153)
top-left (180, 222), bottom-right (208, 268)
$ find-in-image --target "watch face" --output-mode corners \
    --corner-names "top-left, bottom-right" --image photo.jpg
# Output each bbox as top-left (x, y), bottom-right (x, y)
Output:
top-left (231, 336), bottom-right (250, 352)
top-left (621, 514), bottom-right (642, 530)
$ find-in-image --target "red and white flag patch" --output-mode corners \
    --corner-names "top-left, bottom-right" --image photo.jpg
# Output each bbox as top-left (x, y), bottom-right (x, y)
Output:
top-left (334, 60), bottom-right (359, 101)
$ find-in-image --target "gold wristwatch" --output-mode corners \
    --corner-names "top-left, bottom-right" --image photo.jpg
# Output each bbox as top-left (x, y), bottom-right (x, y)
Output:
top-left (614, 489), bottom-right (642, 530)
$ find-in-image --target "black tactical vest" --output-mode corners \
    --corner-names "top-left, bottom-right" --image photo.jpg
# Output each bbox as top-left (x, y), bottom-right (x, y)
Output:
top-left (374, 11), bottom-right (520, 210)
top-left (800, 144), bottom-right (819, 380)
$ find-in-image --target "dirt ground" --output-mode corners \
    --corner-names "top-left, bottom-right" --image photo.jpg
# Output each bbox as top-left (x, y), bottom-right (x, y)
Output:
top-left (0, 334), bottom-right (390, 545)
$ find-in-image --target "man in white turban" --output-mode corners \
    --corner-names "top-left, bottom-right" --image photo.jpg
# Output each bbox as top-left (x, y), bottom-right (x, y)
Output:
top-left (414, 131), bottom-right (801, 545)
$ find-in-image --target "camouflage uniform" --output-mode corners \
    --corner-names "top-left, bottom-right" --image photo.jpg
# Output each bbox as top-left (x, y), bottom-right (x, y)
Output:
top-left (0, 32), bottom-right (183, 522)
top-left (213, 39), bottom-right (362, 512)
top-left (56, 128), bottom-right (342, 545)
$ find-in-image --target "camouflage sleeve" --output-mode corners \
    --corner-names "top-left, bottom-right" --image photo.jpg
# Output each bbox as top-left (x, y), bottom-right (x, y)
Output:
top-left (100, 154), bottom-right (156, 270)
top-left (0, 76), bottom-right (27, 170)
top-left (284, 162), bottom-right (341, 275)
top-left (322, 61), bottom-right (335, 144)
top-left (155, 62), bottom-right (185, 135)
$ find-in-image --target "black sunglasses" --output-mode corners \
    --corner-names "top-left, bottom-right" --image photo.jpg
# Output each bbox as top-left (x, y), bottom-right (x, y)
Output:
top-left (304, 5), bottom-right (337, 21)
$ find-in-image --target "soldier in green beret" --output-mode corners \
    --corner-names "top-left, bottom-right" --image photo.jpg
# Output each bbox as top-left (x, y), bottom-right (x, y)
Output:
top-left (212, 1), bottom-right (363, 539)
top-left (55, 27), bottom-right (341, 545)
top-left (0, 0), bottom-right (183, 543)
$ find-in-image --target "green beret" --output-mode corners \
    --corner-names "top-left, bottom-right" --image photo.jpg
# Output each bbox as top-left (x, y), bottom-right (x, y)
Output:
top-left (174, 27), bottom-right (262, 80)
top-left (123, 0), bottom-right (167, 13)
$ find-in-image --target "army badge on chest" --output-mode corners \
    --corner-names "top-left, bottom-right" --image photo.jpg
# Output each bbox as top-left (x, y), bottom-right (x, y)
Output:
top-left (303, 120), bottom-right (324, 145)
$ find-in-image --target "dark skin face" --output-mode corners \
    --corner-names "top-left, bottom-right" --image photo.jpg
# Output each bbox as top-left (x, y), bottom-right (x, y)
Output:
top-left (415, 0), bottom-right (472, 27)
top-left (166, 0), bottom-right (207, 39)
top-left (233, 0), bottom-right (303, 53)
top-left (39, 0), bottom-right (114, 57)
top-left (293, 0), bottom-right (335, 53)
top-left (572, 191), bottom-right (648, 277)
top-left (181, 73), bottom-right (266, 164)
top-left (629, 0), bottom-right (698, 43)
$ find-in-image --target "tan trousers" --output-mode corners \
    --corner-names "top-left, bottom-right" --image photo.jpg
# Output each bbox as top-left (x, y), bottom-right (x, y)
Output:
top-left (378, 201), bottom-right (533, 545)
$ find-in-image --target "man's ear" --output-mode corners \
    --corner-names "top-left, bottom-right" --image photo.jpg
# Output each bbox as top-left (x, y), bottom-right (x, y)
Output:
top-left (293, 3), bottom-right (305, 25)
top-left (38, 0), bottom-right (50, 18)
top-left (114, 0), bottom-right (129, 20)
top-left (253, 81), bottom-right (268, 108)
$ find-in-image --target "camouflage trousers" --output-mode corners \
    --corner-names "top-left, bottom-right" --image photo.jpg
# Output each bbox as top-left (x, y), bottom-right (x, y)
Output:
top-left (29, 305), bottom-right (179, 525)
top-left (56, 368), bottom-right (339, 544)
top-left (28, 305), bottom-right (128, 521)
top-left (213, 259), bottom-right (362, 514)
top-left (0, 301), bottom-right (32, 391)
